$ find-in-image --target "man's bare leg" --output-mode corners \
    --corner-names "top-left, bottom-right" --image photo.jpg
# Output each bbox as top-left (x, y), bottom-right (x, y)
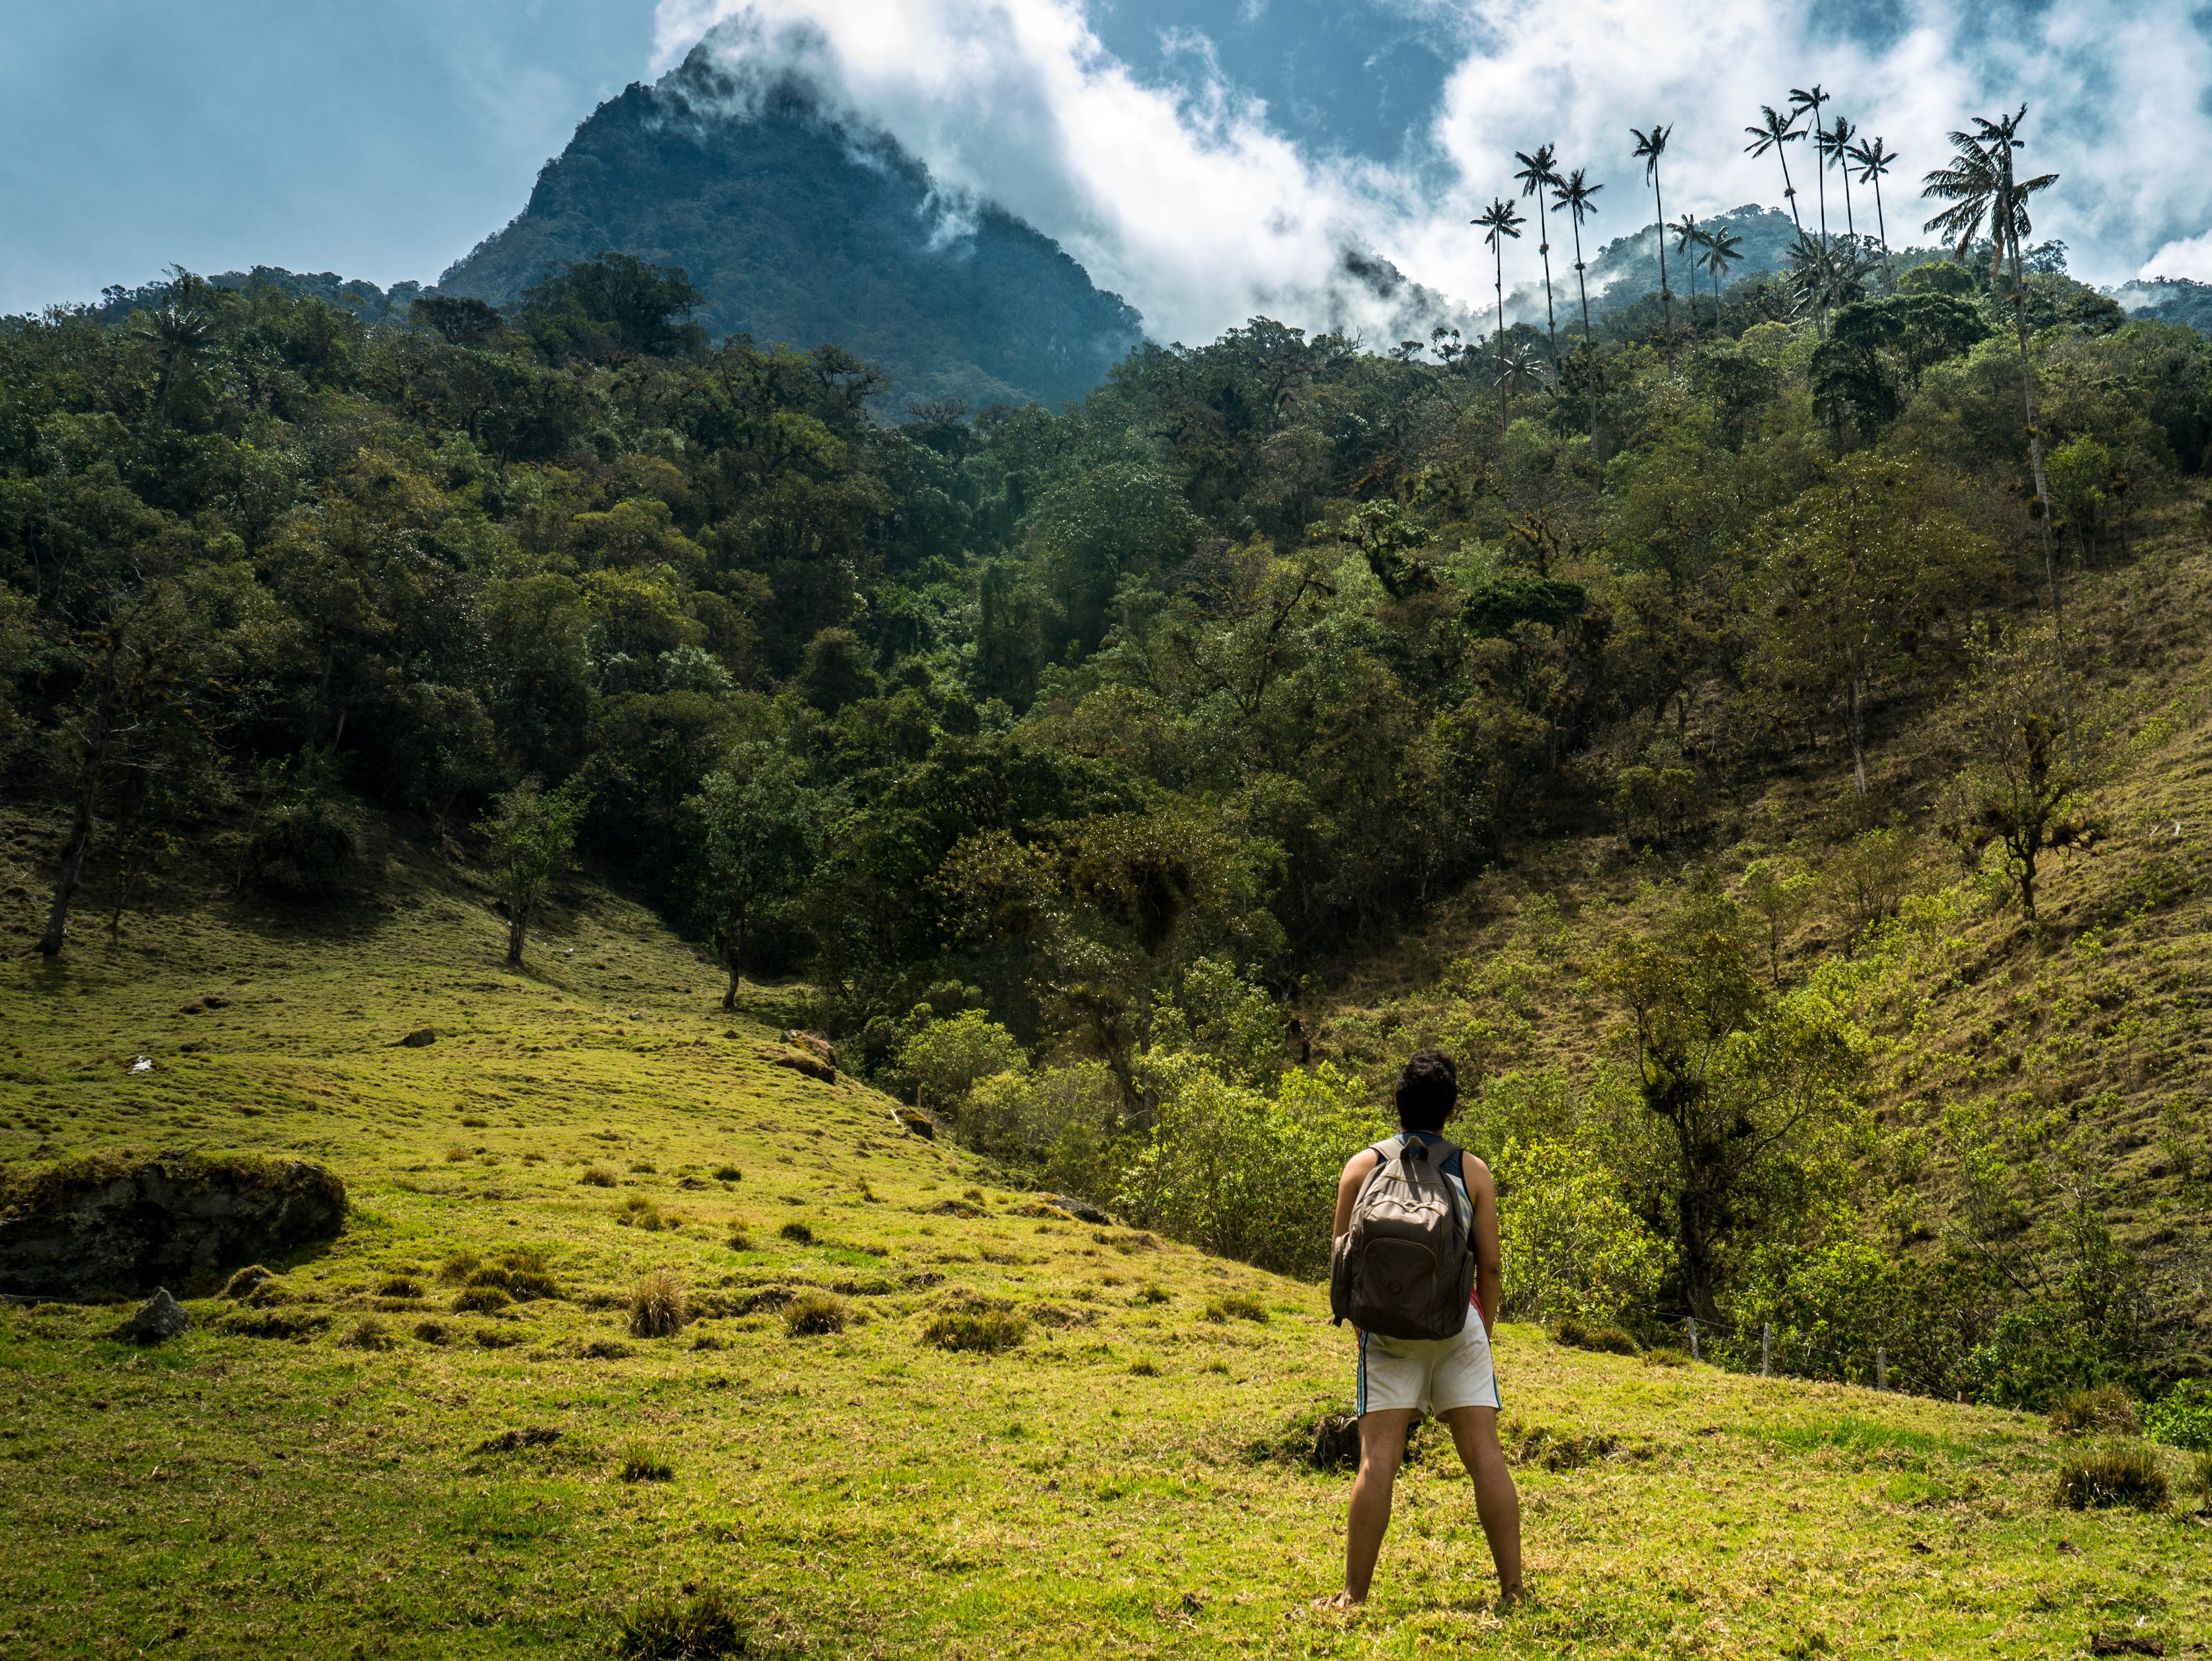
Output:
top-left (1316, 1408), bottom-right (1417, 1610)
top-left (1443, 1405), bottom-right (1524, 1605)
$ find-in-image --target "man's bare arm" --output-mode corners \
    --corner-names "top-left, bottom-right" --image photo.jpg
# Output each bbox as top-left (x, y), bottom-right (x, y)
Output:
top-left (1465, 1155), bottom-right (1502, 1338)
top-left (1333, 1149), bottom-right (1382, 1241)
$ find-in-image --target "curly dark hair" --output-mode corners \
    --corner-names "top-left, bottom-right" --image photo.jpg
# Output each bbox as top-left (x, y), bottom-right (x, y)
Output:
top-left (1393, 1048), bottom-right (1459, 1132)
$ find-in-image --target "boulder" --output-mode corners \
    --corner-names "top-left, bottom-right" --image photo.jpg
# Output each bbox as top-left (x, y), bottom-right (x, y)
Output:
top-left (757, 1043), bottom-right (834, 1084)
top-left (119, 1287), bottom-right (191, 1343)
top-left (893, 1105), bottom-right (936, 1141)
top-left (0, 1152), bottom-right (347, 1300)
top-left (780, 1030), bottom-right (838, 1072)
top-left (1051, 1194), bottom-right (1112, 1225)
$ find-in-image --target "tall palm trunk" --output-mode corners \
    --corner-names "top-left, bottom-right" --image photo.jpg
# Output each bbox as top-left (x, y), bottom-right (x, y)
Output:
top-left (1536, 198), bottom-right (1560, 387)
top-left (2004, 217), bottom-right (2078, 768)
top-left (1777, 150), bottom-right (1805, 240)
top-left (1492, 238), bottom-right (1509, 435)
top-left (1570, 218), bottom-right (1598, 448)
top-left (1651, 171), bottom-right (1672, 354)
top-left (1812, 116), bottom-right (1830, 244)
top-left (1871, 173), bottom-right (1890, 287)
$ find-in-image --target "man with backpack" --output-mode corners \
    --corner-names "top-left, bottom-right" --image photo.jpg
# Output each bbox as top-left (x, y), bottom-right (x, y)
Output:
top-left (1317, 1048), bottom-right (1523, 1611)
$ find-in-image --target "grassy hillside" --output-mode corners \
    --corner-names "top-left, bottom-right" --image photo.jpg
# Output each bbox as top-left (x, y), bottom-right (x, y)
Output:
top-left (3, 829), bottom-right (2209, 1658)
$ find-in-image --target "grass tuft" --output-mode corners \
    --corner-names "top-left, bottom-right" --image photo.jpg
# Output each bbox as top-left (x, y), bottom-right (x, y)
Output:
top-left (922, 1310), bottom-right (1027, 1354)
top-left (777, 1221), bottom-right (815, 1244)
top-left (628, 1270), bottom-right (689, 1339)
top-left (339, 1315), bottom-right (394, 1351)
top-left (411, 1318), bottom-right (451, 1345)
top-left (712, 1164), bottom-right (741, 1182)
top-left (2052, 1385), bottom-right (2141, 1437)
top-left (783, 1293), bottom-right (848, 1337)
top-left (377, 1275), bottom-right (423, 1299)
top-left (2055, 1443), bottom-right (2170, 1510)
top-left (1556, 1318), bottom-right (1641, 1356)
top-left (614, 1587), bottom-right (747, 1659)
top-left (616, 1439), bottom-right (675, 1483)
top-left (451, 1285), bottom-right (511, 1314)
top-left (1128, 1356), bottom-right (1161, 1377)
top-left (579, 1166), bottom-right (618, 1187)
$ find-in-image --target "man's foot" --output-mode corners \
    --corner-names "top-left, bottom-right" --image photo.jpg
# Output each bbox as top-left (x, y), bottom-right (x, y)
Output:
top-left (1311, 1591), bottom-right (1362, 1612)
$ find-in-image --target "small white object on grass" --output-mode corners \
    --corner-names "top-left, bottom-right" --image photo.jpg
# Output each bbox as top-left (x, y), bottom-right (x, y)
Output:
top-left (131, 1055), bottom-right (153, 1074)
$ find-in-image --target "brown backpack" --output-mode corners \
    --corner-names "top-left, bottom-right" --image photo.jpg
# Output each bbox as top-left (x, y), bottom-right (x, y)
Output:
top-left (1329, 1135), bottom-right (1474, 1341)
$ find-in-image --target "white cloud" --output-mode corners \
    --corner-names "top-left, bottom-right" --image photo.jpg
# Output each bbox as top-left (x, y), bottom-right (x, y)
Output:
top-left (650, 0), bottom-right (2212, 344)
top-left (2142, 233), bottom-right (2212, 283)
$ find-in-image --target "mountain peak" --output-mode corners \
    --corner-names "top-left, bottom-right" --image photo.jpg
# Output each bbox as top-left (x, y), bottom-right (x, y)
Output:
top-left (439, 47), bottom-right (1144, 411)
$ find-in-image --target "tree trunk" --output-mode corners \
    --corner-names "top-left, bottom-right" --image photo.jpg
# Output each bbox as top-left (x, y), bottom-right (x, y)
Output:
top-left (38, 646), bottom-right (122, 959)
top-left (723, 968), bottom-right (738, 1011)
top-left (506, 909), bottom-right (527, 966)
top-left (2007, 232), bottom-right (2079, 771)
top-left (1846, 664), bottom-right (1869, 798)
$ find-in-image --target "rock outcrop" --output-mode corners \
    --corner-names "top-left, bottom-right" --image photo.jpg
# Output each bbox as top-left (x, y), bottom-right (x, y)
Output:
top-left (0, 1152), bottom-right (347, 1300)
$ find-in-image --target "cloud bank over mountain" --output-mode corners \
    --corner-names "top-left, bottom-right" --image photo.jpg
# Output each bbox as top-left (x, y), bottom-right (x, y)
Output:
top-left (650, 0), bottom-right (2212, 347)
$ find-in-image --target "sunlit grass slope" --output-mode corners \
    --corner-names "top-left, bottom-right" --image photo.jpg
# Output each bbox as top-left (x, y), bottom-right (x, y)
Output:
top-left (1, 826), bottom-right (2208, 1658)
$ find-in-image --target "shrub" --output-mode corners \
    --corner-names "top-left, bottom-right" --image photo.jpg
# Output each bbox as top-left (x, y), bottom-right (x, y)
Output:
top-left (616, 1439), bottom-right (674, 1483)
top-left (340, 1315), bottom-right (394, 1351)
top-left (246, 799), bottom-right (357, 896)
top-left (452, 1285), bottom-right (511, 1314)
top-left (923, 1309), bottom-right (1027, 1354)
top-left (783, 1293), bottom-right (848, 1337)
top-left (1494, 1139), bottom-right (1670, 1326)
top-left (2052, 1385), bottom-right (2140, 1437)
top-left (2145, 1379), bottom-right (2212, 1451)
top-left (778, 1221), bottom-right (815, 1245)
top-left (1555, 1318), bottom-right (1641, 1356)
top-left (629, 1271), bottom-right (689, 1338)
top-left (711, 1165), bottom-right (741, 1182)
top-left (579, 1166), bottom-right (617, 1187)
top-left (897, 1010), bottom-right (1027, 1118)
top-left (2055, 1444), bottom-right (2169, 1511)
top-left (614, 1588), bottom-right (746, 1660)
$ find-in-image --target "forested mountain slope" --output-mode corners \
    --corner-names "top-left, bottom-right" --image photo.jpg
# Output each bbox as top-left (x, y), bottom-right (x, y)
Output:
top-left (438, 47), bottom-right (1144, 413)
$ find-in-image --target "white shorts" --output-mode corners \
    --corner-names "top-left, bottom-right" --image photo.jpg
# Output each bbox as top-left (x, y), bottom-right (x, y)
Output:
top-left (1356, 1317), bottom-right (1503, 1417)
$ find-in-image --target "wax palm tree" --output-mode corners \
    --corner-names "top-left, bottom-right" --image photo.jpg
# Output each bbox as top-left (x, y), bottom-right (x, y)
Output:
top-left (1514, 143), bottom-right (1565, 384)
top-left (1671, 212), bottom-right (1710, 337)
top-left (1474, 195), bottom-right (1526, 433)
top-left (1554, 167), bottom-right (1604, 447)
top-left (1847, 133), bottom-right (1900, 270)
top-left (1790, 85), bottom-right (1832, 244)
top-left (1822, 113), bottom-right (1858, 238)
top-left (1630, 123), bottom-right (1675, 352)
top-left (1744, 105), bottom-right (1808, 241)
top-left (1924, 105), bottom-right (2074, 759)
top-left (1496, 340), bottom-right (1546, 396)
top-left (1702, 224), bottom-right (1744, 299)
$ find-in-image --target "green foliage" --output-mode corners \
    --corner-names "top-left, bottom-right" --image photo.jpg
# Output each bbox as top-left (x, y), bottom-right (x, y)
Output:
top-left (2145, 1380), bottom-right (2212, 1452)
top-left (1494, 1139), bottom-right (1671, 1325)
top-left (896, 1010), bottom-right (1027, 1119)
top-left (478, 778), bottom-right (591, 963)
top-left (2051, 1385), bottom-right (2140, 1437)
top-left (922, 1309), bottom-right (1028, 1353)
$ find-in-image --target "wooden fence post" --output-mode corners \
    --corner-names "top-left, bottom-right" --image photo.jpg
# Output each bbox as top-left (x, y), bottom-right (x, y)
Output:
top-left (1686, 1317), bottom-right (1699, 1362)
top-left (1875, 1347), bottom-right (1888, 1391)
top-left (1760, 1321), bottom-right (1772, 1377)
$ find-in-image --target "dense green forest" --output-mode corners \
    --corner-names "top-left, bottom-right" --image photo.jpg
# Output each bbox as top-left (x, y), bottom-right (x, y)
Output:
top-left (6, 216), bottom-right (2212, 1414)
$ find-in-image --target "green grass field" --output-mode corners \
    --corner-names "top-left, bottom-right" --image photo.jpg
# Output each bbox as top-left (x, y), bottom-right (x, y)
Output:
top-left (2, 831), bottom-right (2210, 1659)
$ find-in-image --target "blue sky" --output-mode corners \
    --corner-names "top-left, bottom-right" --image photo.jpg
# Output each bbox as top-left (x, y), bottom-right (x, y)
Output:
top-left (0, 0), bottom-right (660, 313)
top-left (9, 1), bottom-right (2212, 341)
